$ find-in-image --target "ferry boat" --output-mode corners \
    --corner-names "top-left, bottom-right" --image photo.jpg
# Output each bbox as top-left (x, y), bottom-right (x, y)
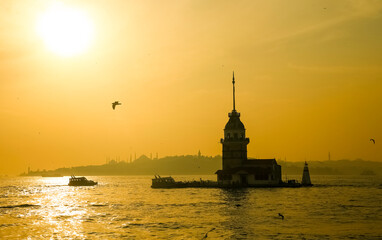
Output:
top-left (68, 176), bottom-right (97, 186)
top-left (151, 175), bottom-right (218, 188)
top-left (151, 176), bottom-right (178, 188)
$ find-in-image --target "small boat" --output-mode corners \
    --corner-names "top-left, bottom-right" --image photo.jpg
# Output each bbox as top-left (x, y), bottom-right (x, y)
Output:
top-left (68, 176), bottom-right (97, 186)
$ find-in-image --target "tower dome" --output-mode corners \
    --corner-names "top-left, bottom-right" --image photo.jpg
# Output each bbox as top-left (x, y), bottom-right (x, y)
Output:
top-left (225, 111), bottom-right (245, 130)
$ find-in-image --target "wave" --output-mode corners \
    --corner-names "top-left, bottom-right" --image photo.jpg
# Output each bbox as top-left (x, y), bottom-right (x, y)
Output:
top-left (0, 223), bottom-right (17, 228)
top-left (339, 204), bottom-right (367, 208)
top-left (313, 184), bottom-right (380, 188)
top-left (90, 204), bottom-right (108, 207)
top-left (0, 204), bottom-right (40, 209)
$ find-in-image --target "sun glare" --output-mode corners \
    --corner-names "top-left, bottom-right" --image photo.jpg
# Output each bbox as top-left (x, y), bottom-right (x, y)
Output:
top-left (37, 3), bottom-right (94, 57)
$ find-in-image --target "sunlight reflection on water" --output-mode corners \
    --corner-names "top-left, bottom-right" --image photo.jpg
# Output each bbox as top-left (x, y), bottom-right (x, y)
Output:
top-left (0, 175), bottom-right (381, 239)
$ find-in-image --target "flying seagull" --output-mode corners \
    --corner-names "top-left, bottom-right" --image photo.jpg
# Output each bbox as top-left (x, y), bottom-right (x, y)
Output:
top-left (278, 213), bottom-right (284, 220)
top-left (370, 139), bottom-right (375, 144)
top-left (112, 101), bottom-right (121, 110)
top-left (201, 228), bottom-right (215, 239)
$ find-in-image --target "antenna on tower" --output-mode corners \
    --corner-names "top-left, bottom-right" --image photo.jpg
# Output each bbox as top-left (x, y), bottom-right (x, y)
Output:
top-left (232, 71), bottom-right (236, 111)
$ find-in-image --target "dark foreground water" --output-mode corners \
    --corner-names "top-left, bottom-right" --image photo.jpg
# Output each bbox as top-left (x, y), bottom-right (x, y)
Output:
top-left (0, 175), bottom-right (381, 239)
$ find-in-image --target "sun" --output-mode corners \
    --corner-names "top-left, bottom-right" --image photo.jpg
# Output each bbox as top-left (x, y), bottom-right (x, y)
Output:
top-left (36, 3), bottom-right (94, 57)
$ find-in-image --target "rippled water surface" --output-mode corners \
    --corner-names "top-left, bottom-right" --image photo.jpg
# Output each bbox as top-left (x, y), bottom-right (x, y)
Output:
top-left (0, 175), bottom-right (381, 239)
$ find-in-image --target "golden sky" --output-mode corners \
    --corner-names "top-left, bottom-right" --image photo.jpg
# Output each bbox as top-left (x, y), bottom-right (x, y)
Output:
top-left (1, 0), bottom-right (382, 175)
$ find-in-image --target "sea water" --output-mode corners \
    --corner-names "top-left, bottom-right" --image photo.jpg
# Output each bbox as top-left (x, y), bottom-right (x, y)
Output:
top-left (0, 175), bottom-right (381, 239)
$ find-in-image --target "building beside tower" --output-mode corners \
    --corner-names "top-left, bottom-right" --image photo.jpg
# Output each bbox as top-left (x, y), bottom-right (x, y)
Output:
top-left (215, 73), bottom-right (282, 187)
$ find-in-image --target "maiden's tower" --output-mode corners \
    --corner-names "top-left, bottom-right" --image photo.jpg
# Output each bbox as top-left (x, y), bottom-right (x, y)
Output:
top-left (216, 73), bottom-right (282, 187)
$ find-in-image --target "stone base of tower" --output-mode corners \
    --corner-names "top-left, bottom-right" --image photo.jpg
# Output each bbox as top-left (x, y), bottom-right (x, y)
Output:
top-left (215, 159), bottom-right (282, 187)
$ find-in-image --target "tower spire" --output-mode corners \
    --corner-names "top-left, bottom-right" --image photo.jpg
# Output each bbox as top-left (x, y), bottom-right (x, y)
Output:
top-left (232, 71), bottom-right (236, 111)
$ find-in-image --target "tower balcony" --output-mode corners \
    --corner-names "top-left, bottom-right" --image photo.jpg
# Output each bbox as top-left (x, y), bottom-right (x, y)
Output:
top-left (221, 138), bottom-right (249, 144)
top-left (228, 111), bottom-right (240, 117)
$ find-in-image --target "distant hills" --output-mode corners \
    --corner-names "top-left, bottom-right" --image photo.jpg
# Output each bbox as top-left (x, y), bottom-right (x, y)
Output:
top-left (21, 155), bottom-right (382, 176)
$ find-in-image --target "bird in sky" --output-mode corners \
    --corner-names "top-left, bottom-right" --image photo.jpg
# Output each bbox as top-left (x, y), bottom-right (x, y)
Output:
top-left (278, 213), bottom-right (284, 220)
top-left (201, 228), bottom-right (215, 239)
top-left (370, 139), bottom-right (375, 144)
top-left (112, 101), bottom-right (121, 110)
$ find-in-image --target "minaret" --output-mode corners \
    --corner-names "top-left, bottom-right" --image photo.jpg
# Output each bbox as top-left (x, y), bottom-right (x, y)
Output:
top-left (301, 161), bottom-right (312, 186)
top-left (220, 72), bottom-right (249, 170)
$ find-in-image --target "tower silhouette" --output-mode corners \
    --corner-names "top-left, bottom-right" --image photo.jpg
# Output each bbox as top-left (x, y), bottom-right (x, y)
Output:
top-left (220, 72), bottom-right (250, 170)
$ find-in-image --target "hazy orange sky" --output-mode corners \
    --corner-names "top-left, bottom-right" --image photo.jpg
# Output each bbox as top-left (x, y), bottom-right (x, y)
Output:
top-left (1, 0), bottom-right (381, 175)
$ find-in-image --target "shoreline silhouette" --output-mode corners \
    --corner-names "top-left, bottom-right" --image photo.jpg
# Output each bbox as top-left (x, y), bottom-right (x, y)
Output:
top-left (20, 156), bottom-right (382, 177)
